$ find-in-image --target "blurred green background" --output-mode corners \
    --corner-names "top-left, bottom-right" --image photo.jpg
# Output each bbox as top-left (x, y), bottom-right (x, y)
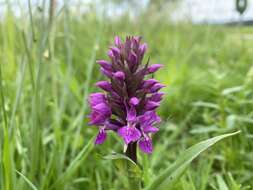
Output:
top-left (0, 0), bottom-right (253, 189)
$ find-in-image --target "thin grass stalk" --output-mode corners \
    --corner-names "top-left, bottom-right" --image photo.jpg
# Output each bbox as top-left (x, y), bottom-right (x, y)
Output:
top-left (0, 57), bottom-right (13, 190)
top-left (9, 57), bottom-right (26, 138)
top-left (28, 0), bottom-right (50, 182)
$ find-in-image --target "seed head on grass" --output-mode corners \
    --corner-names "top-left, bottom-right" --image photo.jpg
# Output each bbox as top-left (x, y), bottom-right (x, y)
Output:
top-left (88, 36), bottom-right (164, 154)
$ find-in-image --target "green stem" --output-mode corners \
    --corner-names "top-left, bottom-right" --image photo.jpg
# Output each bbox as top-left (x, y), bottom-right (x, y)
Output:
top-left (126, 142), bottom-right (141, 190)
top-left (126, 142), bottom-right (137, 163)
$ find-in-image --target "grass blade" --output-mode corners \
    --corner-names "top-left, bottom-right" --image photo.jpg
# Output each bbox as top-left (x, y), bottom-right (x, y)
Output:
top-left (16, 170), bottom-right (38, 190)
top-left (145, 131), bottom-right (241, 190)
top-left (49, 136), bottom-right (94, 189)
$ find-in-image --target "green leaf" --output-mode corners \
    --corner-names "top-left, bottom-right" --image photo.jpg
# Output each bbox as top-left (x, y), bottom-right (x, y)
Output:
top-left (145, 131), bottom-right (240, 190)
top-left (103, 152), bottom-right (142, 178)
top-left (216, 174), bottom-right (229, 190)
top-left (103, 152), bottom-right (137, 165)
top-left (16, 170), bottom-right (38, 190)
top-left (226, 172), bottom-right (242, 190)
top-left (49, 136), bottom-right (94, 189)
top-left (192, 101), bottom-right (220, 110)
top-left (104, 153), bottom-right (142, 190)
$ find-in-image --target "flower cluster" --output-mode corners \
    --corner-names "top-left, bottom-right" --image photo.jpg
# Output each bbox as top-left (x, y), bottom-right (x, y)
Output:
top-left (88, 36), bottom-right (164, 154)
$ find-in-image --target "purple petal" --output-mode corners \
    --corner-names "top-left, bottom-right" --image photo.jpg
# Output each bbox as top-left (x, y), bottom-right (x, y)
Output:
top-left (142, 79), bottom-right (159, 89)
top-left (105, 121), bottom-right (121, 130)
top-left (113, 71), bottom-right (125, 81)
top-left (93, 103), bottom-right (111, 116)
top-left (95, 129), bottom-right (107, 144)
top-left (133, 36), bottom-right (141, 43)
top-left (100, 68), bottom-right (112, 77)
top-left (145, 101), bottom-right (160, 110)
top-left (139, 137), bottom-right (153, 154)
top-left (150, 83), bottom-right (165, 93)
top-left (147, 64), bottom-right (163, 74)
top-left (88, 93), bottom-right (106, 107)
top-left (128, 51), bottom-right (137, 66)
top-left (149, 92), bottom-right (165, 102)
top-left (142, 125), bottom-right (159, 133)
top-left (106, 119), bottom-right (124, 130)
top-left (139, 43), bottom-right (148, 56)
top-left (108, 50), bottom-right (114, 58)
top-left (127, 106), bottom-right (136, 122)
top-left (114, 36), bottom-right (121, 46)
top-left (111, 47), bottom-right (120, 56)
top-left (129, 97), bottom-right (139, 106)
top-left (111, 92), bottom-right (121, 99)
top-left (118, 126), bottom-right (141, 144)
top-left (89, 111), bottom-right (107, 125)
top-left (138, 111), bottom-right (161, 126)
top-left (132, 37), bottom-right (139, 49)
top-left (97, 60), bottom-right (112, 71)
top-left (96, 81), bottom-right (112, 92)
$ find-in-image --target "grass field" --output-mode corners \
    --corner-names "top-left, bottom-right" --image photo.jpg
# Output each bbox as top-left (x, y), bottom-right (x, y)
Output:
top-left (0, 2), bottom-right (253, 190)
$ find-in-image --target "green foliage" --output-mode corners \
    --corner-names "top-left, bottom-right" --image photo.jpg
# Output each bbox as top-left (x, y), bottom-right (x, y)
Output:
top-left (0, 1), bottom-right (253, 190)
top-left (145, 132), bottom-right (240, 190)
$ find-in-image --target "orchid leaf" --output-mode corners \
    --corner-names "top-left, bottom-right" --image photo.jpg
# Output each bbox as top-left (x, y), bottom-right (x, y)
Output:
top-left (145, 131), bottom-right (240, 190)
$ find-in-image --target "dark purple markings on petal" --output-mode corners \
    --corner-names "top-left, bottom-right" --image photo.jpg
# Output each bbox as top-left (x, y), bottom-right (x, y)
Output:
top-left (139, 137), bottom-right (153, 154)
top-left (146, 64), bottom-right (163, 74)
top-left (149, 92), bottom-right (165, 102)
top-left (96, 81), bottom-right (113, 92)
top-left (95, 129), bottom-right (107, 144)
top-left (144, 101), bottom-right (160, 111)
top-left (118, 126), bottom-right (141, 144)
top-left (149, 83), bottom-right (166, 93)
top-left (113, 71), bottom-right (125, 81)
top-left (129, 97), bottom-right (139, 106)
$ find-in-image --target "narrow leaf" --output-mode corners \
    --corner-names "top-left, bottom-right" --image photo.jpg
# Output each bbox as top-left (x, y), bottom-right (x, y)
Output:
top-left (16, 170), bottom-right (38, 190)
top-left (104, 152), bottom-right (137, 166)
top-left (145, 131), bottom-right (240, 190)
top-left (49, 136), bottom-right (94, 189)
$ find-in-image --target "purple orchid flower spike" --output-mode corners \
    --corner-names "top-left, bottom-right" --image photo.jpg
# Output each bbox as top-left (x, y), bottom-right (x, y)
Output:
top-left (88, 36), bottom-right (165, 162)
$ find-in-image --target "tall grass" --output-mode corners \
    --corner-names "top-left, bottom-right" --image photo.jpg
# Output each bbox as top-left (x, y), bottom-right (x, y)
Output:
top-left (0, 1), bottom-right (253, 190)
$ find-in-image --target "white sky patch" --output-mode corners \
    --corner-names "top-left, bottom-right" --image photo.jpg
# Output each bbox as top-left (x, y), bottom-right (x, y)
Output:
top-left (172, 0), bottom-right (253, 23)
top-left (0, 0), bottom-right (252, 23)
